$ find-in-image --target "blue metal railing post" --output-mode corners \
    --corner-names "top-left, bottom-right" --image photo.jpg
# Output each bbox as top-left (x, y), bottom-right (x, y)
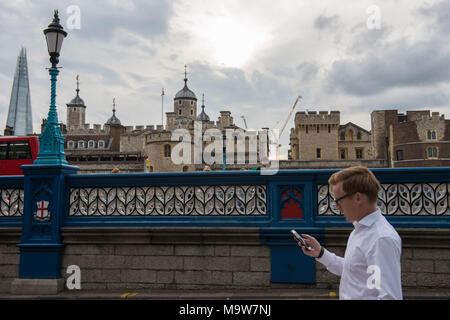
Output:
top-left (17, 165), bottom-right (78, 279)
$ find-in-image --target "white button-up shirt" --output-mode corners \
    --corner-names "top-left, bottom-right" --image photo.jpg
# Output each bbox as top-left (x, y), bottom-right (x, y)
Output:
top-left (317, 209), bottom-right (402, 300)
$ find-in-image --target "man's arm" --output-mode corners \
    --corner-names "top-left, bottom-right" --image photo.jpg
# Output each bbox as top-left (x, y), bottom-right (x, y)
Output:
top-left (299, 234), bottom-right (344, 276)
top-left (316, 248), bottom-right (345, 276)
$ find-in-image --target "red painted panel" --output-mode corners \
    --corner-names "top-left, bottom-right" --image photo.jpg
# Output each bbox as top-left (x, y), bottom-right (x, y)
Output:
top-left (281, 188), bottom-right (303, 219)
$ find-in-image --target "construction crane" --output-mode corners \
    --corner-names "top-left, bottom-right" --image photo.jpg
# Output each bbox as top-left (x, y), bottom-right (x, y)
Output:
top-left (272, 95), bottom-right (302, 157)
top-left (241, 115), bottom-right (248, 130)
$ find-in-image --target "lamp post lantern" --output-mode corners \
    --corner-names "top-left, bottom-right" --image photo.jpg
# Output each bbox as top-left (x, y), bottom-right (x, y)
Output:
top-left (34, 10), bottom-right (68, 165)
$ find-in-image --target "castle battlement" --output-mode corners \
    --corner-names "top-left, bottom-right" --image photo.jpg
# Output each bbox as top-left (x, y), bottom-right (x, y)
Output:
top-left (144, 131), bottom-right (173, 143)
top-left (123, 125), bottom-right (170, 135)
top-left (420, 112), bottom-right (445, 122)
top-left (295, 110), bottom-right (340, 124)
top-left (67, 123), bottom-right (110, 134)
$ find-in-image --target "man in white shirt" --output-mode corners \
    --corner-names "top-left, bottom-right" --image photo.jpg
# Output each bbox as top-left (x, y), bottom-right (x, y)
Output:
top-left (296, 166), bottom-right (402, 300)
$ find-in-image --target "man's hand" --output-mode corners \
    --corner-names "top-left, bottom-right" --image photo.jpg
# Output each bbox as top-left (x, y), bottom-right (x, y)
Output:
top-left (295, 234), bottom-right (322, 258)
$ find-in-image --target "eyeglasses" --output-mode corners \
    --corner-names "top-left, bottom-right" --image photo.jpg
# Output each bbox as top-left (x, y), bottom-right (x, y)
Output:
top-left (332, 193), bottom-right (354, 206)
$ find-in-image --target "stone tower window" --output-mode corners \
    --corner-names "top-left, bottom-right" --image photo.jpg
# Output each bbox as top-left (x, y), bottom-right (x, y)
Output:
top-left (316, 125), bottom-right (319, 133)
top-left (357, 132), bottom-right (362, 140)
top-left (164, 144), bottom-right (171, 157)
top-left (432, 131), bottom-right (436, 139)
top-left (179, 109), bottom-right (182, 115)
top-left (316, 148), bottom-right (321, 158)
top-left (340, 132), bottom-right (345, 140)
top-left (356, 148), bottom-right (363, 159)
top-left (396, 150), bottom-right (403, 161)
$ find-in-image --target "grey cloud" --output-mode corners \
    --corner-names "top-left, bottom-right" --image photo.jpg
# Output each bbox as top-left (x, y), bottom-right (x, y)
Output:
top-left (327, 38), bottom-right (450, 96)
top-left (9, 0), bottom-right (174, 42)
top-left (296, 62), bottom-right (319, 82)
top-left (63, 58), bottom-right (128, 88)
top-left (314, 13), bottom-right (340, 30)
top-left (76, 1), bottom-right (173, 40)
top-left (188, 62), bottom-right (254, 106)
top-left (347, 22), bottom-right (391, 55)
top-left (417, 0), bottom-right (450, 37)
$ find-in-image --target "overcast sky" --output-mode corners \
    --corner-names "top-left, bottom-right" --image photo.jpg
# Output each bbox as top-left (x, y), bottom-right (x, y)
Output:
top-left (0, 0), bottom-right (449, 157)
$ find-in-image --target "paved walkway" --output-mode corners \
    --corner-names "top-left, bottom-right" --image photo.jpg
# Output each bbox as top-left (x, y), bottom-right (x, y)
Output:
top-left (1, 288), bottom-right (449, 300)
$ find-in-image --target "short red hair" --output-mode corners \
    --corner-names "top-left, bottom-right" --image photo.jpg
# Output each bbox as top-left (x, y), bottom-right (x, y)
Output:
top-left (328, 166), bottom-right (380, 203)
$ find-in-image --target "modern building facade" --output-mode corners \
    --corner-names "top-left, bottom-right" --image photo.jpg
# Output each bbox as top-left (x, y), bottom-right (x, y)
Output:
top-left (4, 47), bottom-right (33, 136)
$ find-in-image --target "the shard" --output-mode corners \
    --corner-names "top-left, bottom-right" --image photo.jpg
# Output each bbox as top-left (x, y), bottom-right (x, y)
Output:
top-left (5, 47), bottom-right (33, 136)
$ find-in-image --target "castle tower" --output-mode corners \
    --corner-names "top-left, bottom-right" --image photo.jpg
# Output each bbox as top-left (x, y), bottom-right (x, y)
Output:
top-left (173, 65), bottom-right (197, 123)
top-left (290, 110), bottom-right (340, 160)
top-left (370, 110), bottom-right (398, 160)
top-left (66, 75), bottom-right (86, 130)
top-left (105, 98), bottom-right (124, 151)
top-left (5, 47), bottom-right (33, 136)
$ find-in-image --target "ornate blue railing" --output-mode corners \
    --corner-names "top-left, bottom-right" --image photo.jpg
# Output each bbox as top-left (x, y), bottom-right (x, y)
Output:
top-left (2, 166), bottom-right (450, 282)
top-left (1, 167), bottom-right (450, 228)
top-left (0, 176), bottom-right (25, 226)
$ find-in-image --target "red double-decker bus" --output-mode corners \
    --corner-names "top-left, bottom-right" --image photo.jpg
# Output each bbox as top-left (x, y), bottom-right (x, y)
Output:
top-left (0, 136), bottom-right (39, 175)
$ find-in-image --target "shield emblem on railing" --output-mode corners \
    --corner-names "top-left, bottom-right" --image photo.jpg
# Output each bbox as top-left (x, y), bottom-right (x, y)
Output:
top-left (34, 200), bottom-right (51, 222)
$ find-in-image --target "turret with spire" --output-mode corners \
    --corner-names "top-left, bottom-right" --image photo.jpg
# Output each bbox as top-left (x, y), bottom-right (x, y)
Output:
top-left (197, 93), bottom-right (210, 122)
top-left (66, 74), bottom-right (86, 131)
top-left (105, 98), bottom-right (122, 126)
top-left (173, 65), bottom-right (197, 123)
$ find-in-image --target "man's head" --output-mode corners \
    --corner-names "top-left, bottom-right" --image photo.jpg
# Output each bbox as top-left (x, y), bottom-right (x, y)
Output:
top-left (328, 166), bottom-right (380, 222)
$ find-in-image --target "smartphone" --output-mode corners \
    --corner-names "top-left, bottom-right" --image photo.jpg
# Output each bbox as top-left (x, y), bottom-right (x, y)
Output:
top-left (290, 230), bottom-right (312, 251)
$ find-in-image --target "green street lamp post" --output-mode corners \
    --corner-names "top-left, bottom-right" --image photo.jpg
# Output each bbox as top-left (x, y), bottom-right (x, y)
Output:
top-left (34, 9), bottom-right (68, 165)
top-left (13, 10), bottom-right (79, 293)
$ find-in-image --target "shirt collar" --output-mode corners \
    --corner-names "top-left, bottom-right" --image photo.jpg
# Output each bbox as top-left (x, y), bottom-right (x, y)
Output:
top-left (353, 208), bottom-right (381, 228)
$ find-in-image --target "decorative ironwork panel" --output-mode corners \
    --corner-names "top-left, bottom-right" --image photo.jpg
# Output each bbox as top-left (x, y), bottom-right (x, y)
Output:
top-left (318, 183), bottom-right (450, 216)
top-left (0, 189), bottom-right (24, 217)
top-left (69, 185), bottom-right (267, 216)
